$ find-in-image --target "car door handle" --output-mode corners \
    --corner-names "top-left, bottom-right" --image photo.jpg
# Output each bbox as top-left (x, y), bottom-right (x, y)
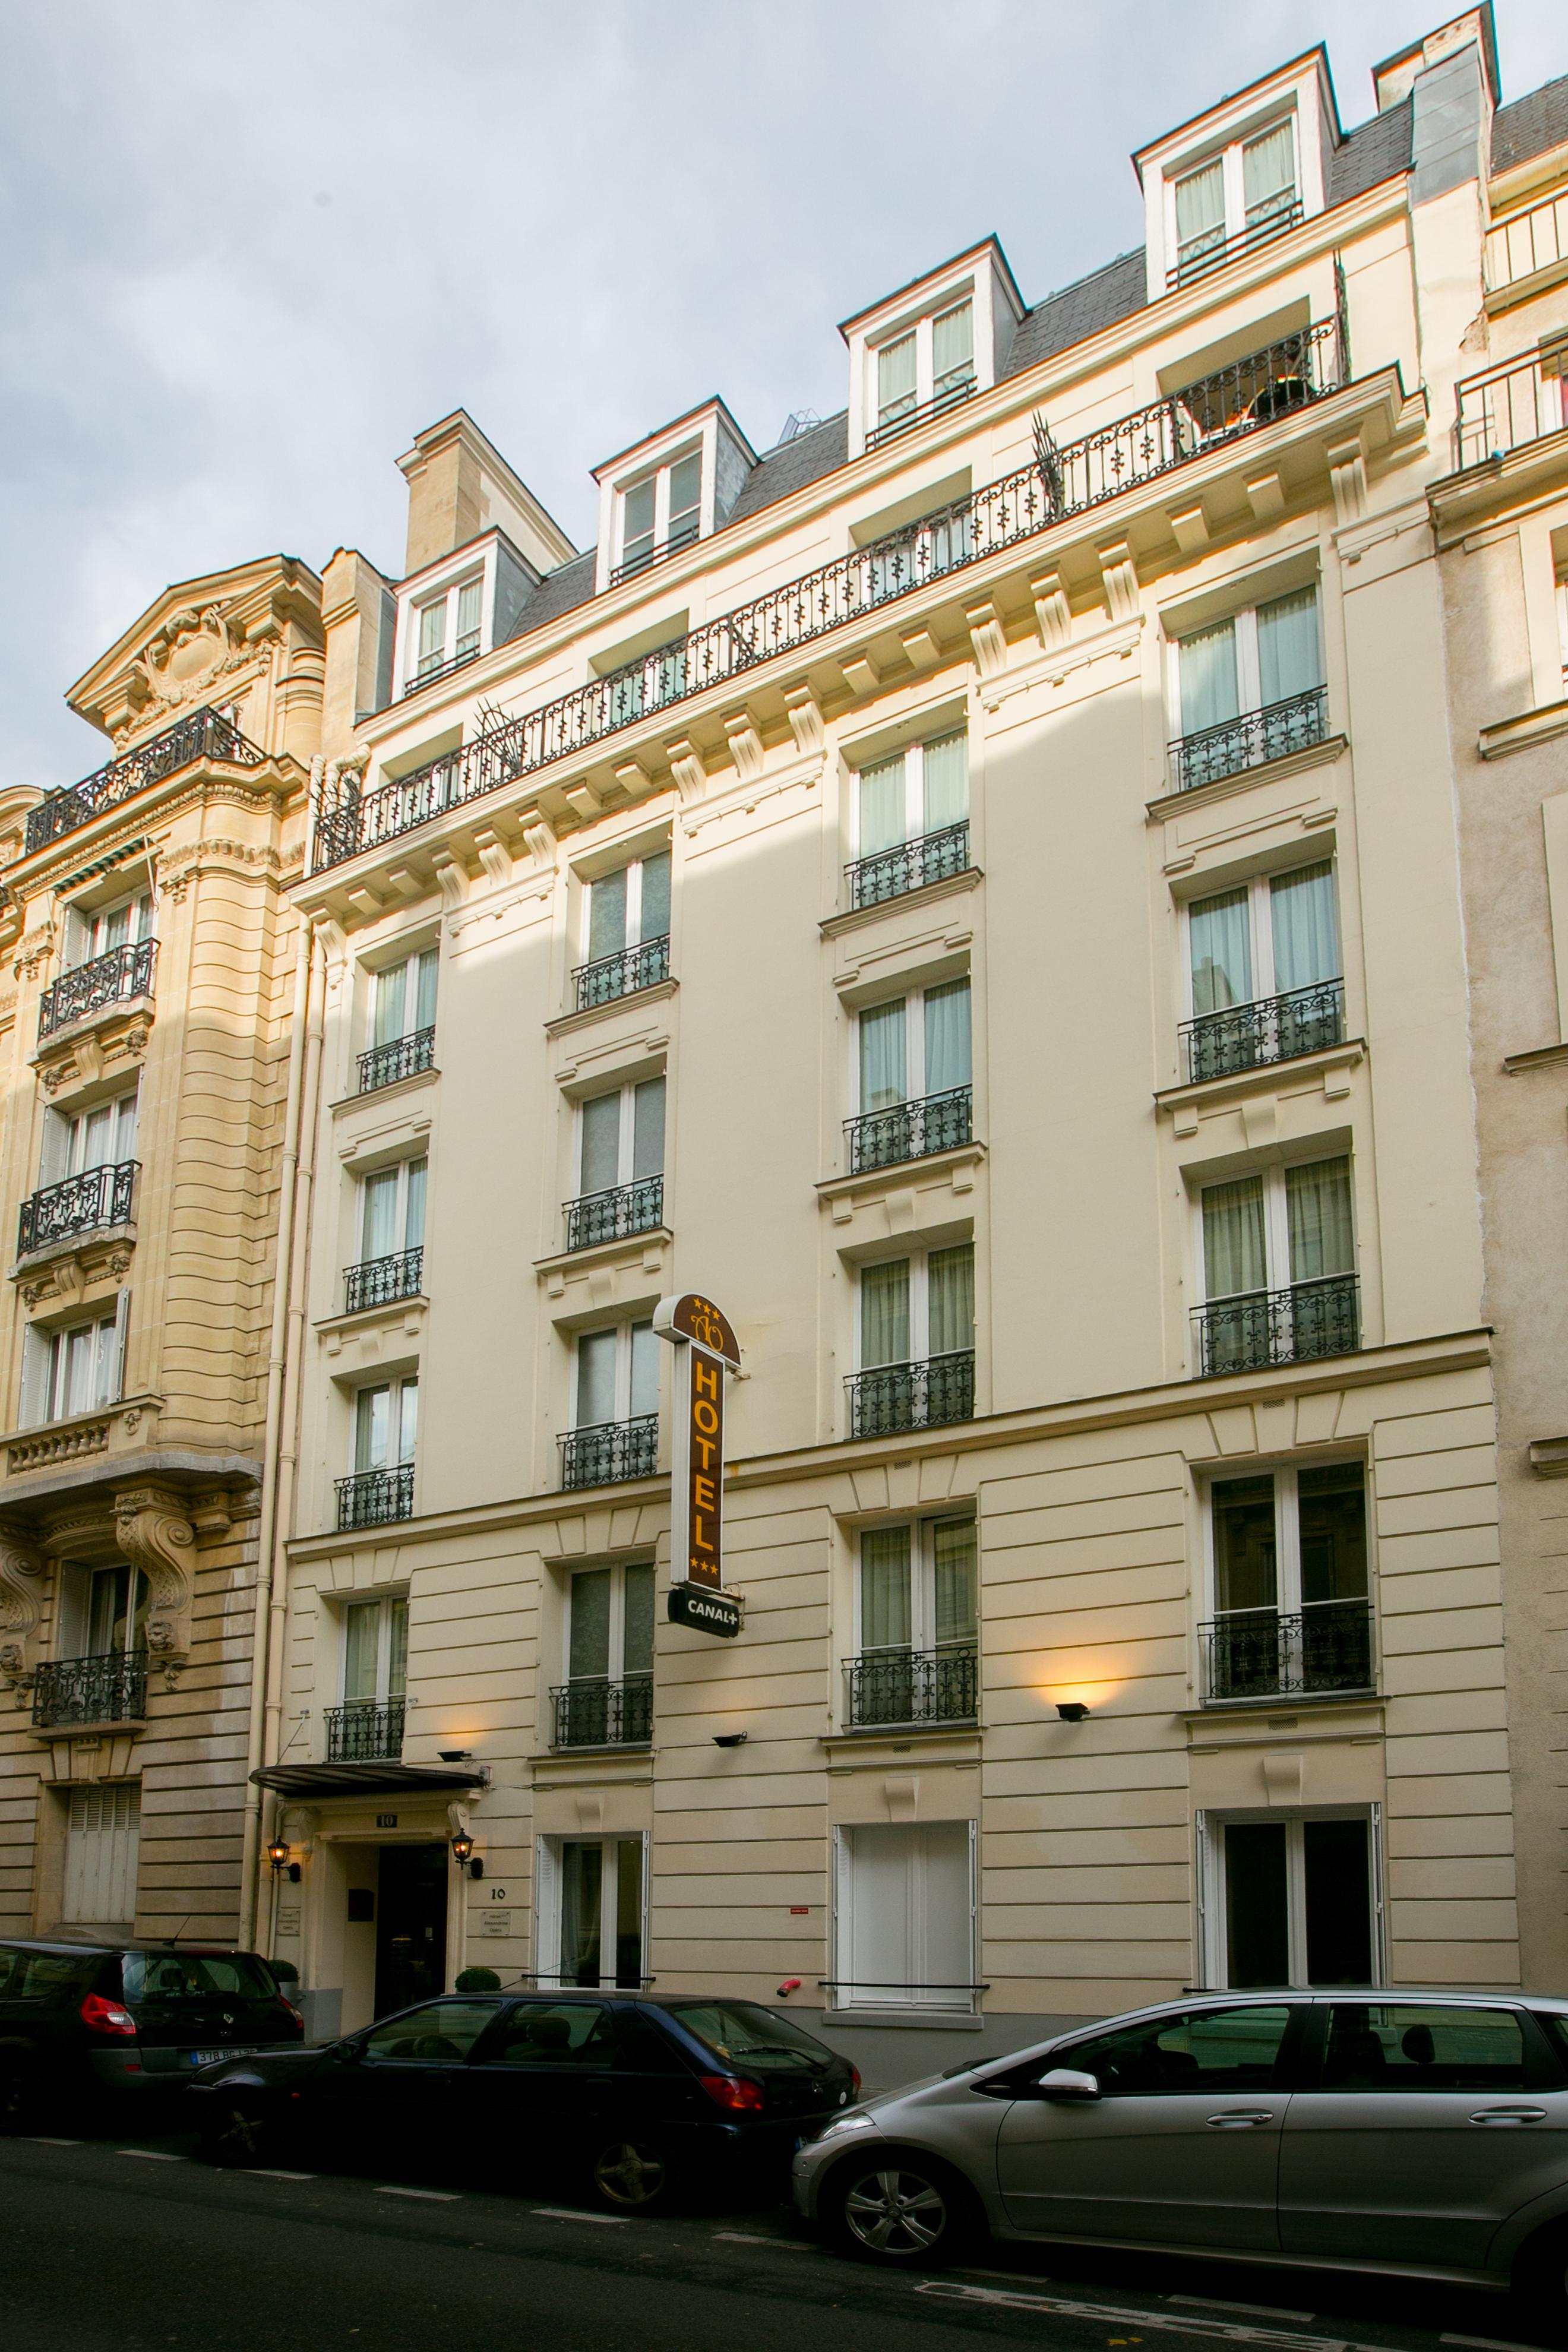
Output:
top-left (1206, 2110), bottom-right (1276, 2127)
top-left (1470, 2106), bottom-right (1548, 2125)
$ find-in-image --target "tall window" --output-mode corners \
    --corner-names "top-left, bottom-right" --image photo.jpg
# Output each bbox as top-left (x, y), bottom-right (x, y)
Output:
top-left (1209, 1816), bottom-right (1376, 1989)
top-left (578, 1080), bottom-right (665, 1198)
top-left (853, 980), bottom-right (972, 1170)
top-left (834, 1821), bottom-right (975, 2011)
top-left (574, 1321), bottom-right (658, 1430)
top-left (586, 851), bottom-right (671, 965)
top-left (851, 1518), bottom-right (977, 1727)
top-left (1175, 586), bottom-right (1323, 742)
top-left (59, 1560), bottom-right (147, 1657)
top-left (1171, 119), bottom-right (1298, 282)
top-left (1197, 1155), bottom-right (1358, 1371)
top-left (43, 1089), bottom-right (138, 1186)
top-left (342, 1594), bottom-right (408, 1727)
top-left (355, 1377), bottom-right (418, 1475)
top-left (618, 452), bottom-right (702, 579)
top-left (552, 1835), bottom-right (646, 1988)
top-left (872, 301), bottom-right (975, 438)
top-left (21, 1305), bottom-right (127, 1427)
top-left (861, 1245), bottom-right (974, 1371)
top-left (360, 1159), bottom-right (426, 1264)
top-left (410, 574), bottom-right (483, 687)
top-left (558, 1562), bottom-right (655, 1746)
top-left (1185, 862), bottom-right (1342, 1077)
top-left (856, 733), bottom-right (968, 861)
top-left (66, 890), bottom-right (153, 968)
top-left (1206, 1462), bottom-right (1371, 1702)
top-left (371, 949), bottom-right (438, 1049)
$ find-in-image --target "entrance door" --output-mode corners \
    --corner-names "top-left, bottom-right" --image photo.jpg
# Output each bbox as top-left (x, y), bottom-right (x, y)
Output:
top-left (375, 1844), bottom-right (448, 2018)
top-left (556, 1839), bottom-right (644, 1989)
top-left (64, 1784), bottom-right (140, 1927)
top-left (1220, 1815), bottom-right (1373, 1987)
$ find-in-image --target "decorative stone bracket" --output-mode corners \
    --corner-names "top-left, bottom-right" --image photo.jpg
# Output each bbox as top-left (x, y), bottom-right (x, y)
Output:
top-left (113, 1483), bottom-right (197, 1686)
top-left (0, 1523), bottom-right (45, 1694)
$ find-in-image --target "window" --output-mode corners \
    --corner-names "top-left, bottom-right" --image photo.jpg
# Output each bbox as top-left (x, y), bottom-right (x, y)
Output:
top-left (355, 1377), bottom-right (418, 1475)
top-left (1208, 1813), bottom-right (1376, 1988)
top-left (556, 1561), bottom-right (654, 1746)
top-left (1196, 1155), bottom-right (1358, 1373)
top-left (547, 1836), bottom-right (646, 1989)
top-left (59, 1560), bottom-right (147, 1658)
top-left (854, 732), bottom-right (968, 875)
top-left (851, 1244), bottom-right (975, 1434)
top-left (1171, 119), bottom-right (1298, 283)
top-left (362, 1999), bottom-right (504, 2060)
top-left (576, 1080), bottom-right (664, 1215)
top-left (43, 1090), bottom-right (138, 1187)
top-left (371, 949), bottom-right (438, 1050)
top-left (576, 851), bottom-right (672, 1009)
top-left (66, 890), bottom-right (153, 968)
top-left (850, 1518), bottom-right (977, 1726)
top-left (574, 1322), bottom-right (657, 1430)
top-left (870, 301), bottom-right (975, 442)
top-left (409, 574), bottom-right (483, 689)
top-left (1185, 862), bottom-right (1342, 1079)
top-left (833, 1821), bottom-right (975, 2010)
top-left (22, 1305), bottom-right (127, 1427)
top-left (485, 2001), bottom-right (622, 2065)
top-left (617, 451), bottom-right (702, 581)
top-left (1058, 2002), bottom-right (1293, 2093)
top-left (1205, 1460), bottom-right (1371, 1701)
top-left (855, 979), bottom-right (971, 1168)
top-left (1323, 2002), bottom-right (1530, 2091)
top-left (359, 1159), bottom-right (426, 1264)
top-left (342, 1595), bottom-right (408, 1711)
top-left (1172, 586), bottom-right (1325, 786)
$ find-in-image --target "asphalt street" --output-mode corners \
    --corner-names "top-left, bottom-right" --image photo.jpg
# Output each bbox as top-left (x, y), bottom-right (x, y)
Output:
top-left (0, 2126), bottom-right (1560, 2352)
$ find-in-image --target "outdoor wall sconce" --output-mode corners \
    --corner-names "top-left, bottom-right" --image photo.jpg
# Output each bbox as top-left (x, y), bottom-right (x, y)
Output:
top-left (438, 1749), bottom-right (473, 1762)
top-left (713, 1731), bottom-right (748, 1748)
top-left (267, 1837), bottom-right (302, 1882)
top-left (450, 1830), bottom-right (483, 1879)
top-left (1055, 1702), bottom-right (1091, 1722)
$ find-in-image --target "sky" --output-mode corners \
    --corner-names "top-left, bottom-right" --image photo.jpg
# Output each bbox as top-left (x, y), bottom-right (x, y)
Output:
top-left (1, 0), bottom-right (1561, 790)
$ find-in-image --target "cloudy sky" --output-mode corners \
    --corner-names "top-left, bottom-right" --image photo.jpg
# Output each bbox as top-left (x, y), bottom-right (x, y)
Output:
top-left (1, 0), bottom-right (1560, 788)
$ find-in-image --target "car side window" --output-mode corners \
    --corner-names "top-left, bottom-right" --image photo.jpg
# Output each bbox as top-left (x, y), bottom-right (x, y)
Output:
top-left (0, 1948), bottom-right (91, 2005)
top-left (1055, 2005), bottom-right (1294, 2097)
top-left (361, 1999), bottom-right (504, 2062)
top-left (485, 2003), bottom-right (621, 2067)
top-left (1322, 2004), bottom-right (1528, 2092)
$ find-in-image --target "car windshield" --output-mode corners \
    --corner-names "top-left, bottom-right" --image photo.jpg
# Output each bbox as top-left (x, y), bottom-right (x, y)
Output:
top-left (121, 1952), bottom-right (277, 2005)
top-left (663, 2000), bottom-right (833, 2070)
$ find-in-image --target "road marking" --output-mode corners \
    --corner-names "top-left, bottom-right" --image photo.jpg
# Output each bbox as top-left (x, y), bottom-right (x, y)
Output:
top-left (916, 2282), bottom-right (1371, 2352)
top-left (25, 2136), bottom-right (81, 2146)
top-left (1169, 2299), bottom-right (1316, 2323)
top-left (712, 2231), bottom-right (814, 2251)
top-left (529, 2206), bottom-right (627, 2225)
top-left (1441, 2337), bottom-right (1545, 2352)
top-left (116, 2148), bottom-right (184, 2161)
top-left (241, 2168), bottom-right (315, 2182)
top-left (373, 2186), bottom-right (460, 2202)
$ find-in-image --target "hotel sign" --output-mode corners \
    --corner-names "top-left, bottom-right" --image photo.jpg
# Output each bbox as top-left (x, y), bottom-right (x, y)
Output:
top-left (655, 1292), bottom-right (742, 1639)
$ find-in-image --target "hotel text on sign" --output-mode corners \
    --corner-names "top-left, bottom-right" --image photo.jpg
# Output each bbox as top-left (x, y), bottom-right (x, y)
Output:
top-left (655, 1292), bottom-right (741, 1624)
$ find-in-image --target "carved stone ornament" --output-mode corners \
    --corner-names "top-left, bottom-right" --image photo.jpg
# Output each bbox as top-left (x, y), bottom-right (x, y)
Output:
top-left (127, 604), bottom-right (254, 731)
top-left (113, 1484), bottom-right (196, 1683)
top-left (0, 1525), bottom-right (45, 1687)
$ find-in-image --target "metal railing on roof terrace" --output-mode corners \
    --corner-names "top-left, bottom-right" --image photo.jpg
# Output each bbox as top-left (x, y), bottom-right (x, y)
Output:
top-left (1453, 347), bottom-right (1567, 470)
top-left (1485, 191), bottom-right (1568, 293)
top-left (27, 707), bottom-right (266, 857)
top-left (311, 318), bottom-right (1348, 874)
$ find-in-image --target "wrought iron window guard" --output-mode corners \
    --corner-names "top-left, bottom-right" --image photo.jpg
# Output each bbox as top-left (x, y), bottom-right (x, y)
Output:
top-left (33, 1649), bottom-right (147, 1730)
top-left (27, 707), bottom-right (265, 858)
top-left (571, 934), bottom-right (670, 1013)
top-left (549, 1676), bottom-right (653, 1749)
top-left (610, 520), bottom-right (701, 588)
top-left (564, 1175), bottom-right (663, 1253)
top-left (1193, 1273), bottom-right (1359, 1377)
top-left (845, 1643), bottom-right (978, 1728)
top-left (846, 820), bottom-right (970, 911)
top-left (357, 1026), bottom-right (435, 1095)
top-left (866, 377), bottom-right (978, 453)
top-left (325, 1699), bottom-right (406, 1760)
top-left (1199, 1598), bottom-right (1374, 1703)
top-left (1181, 978), bottom-right (1345, 1083)
top-left (344, 1248), bottom-right (423, 1315)
top-left (1453, 347), bottom-right (1568, 471)
top-left (18, 1159), bottom-right (138, 1257)
top-left (1168, 684), bottom-right (1329, 794)
top-left (559, 1415), bottom-right (659, 1490)
top-left (1170, 200), bottom-right (1304, 289)
top-left (311, 318), bottom-right (1346, 873)
top-left (39, 940), bottom-right (157, 1041)
top-left (335, 1462), bottom-right (416, 1531)
top-left (846, 1349), bottom-right (975, 1439)
top-left (846, 1086), bottom-right (972, 1175)
top-left (402, 644), bottom-right (481, 701)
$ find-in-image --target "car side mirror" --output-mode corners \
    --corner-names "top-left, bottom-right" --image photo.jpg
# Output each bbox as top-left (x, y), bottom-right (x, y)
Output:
top-left (332, 2038), bottom-right (365, 2065)
top-left (1033, 2068), bottom-right (1100, 2101)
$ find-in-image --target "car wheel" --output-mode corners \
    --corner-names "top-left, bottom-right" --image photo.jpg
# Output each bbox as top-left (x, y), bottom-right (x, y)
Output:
top-left (201, 2097), bottom-right (273, 2168)
top-left (825, 2152), bottom-right (975, 2266)
top-left (589, 2135), bottom-right (678, 2214)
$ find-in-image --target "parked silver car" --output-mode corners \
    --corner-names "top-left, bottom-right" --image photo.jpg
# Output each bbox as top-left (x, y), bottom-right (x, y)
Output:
top-left (793, 1987), bottom-right (1568, 2316)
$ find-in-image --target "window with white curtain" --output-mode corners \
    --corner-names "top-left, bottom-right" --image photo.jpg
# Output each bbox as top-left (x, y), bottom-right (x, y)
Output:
top-left (859, 1244), bottom-right (974, 1371)
top-left (410, 573), bottom-right (484, 686)
top-left (21, 1300), bottom-right (128, 1428)
top-left (586, 851), bottom-right (671, 963)
top-left (359, 1158), bottom-right (426, 1264)
top-left (42, 1089), bottom-right (138, 1187)
top-left (567, 1561), bottom-right (655, 1686)
top-left (858, 980), bottom-right (970, 1113)
top-left (1171, 118), bottom-right (1298, 280)
top-left (1174, 586), bottom-right (1323, 741)
top-left (370, 948), bottom-right (438, 1048)
top-left (618, 451), bottom-right (703, 577)
top-left (1200, 1156), bottom-right (1355, 1308)
top-left (856, 732), bottom-right (968, 858)
top-left (574, 1320), bottom-right (659, 1430)
top-left (66, 890), bottom-right (154, 969)
top-left (342, 1594), bottom-right (409, 1709)
top-left (1187, 862), bottom-right (1341, 1016)
top-left (834, 1821), bottom-right (976, 2011)
top-left (872, 301), bottom-right (975, 435)
top-left (354, 1377), bottom-right (418, 1472)
top-left (578, 1079), bottom-right (665, 1199)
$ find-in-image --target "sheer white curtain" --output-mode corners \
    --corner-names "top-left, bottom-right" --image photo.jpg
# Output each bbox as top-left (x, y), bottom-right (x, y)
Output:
top-left (924, 980), bottom-right (971, 1092)
top-left (629, 1321), bottom-right (659, 1415)
top-left (631, 1078), bottom-right (665, 1180)
top-left (934, 1520), bottom-right (978, 1647)
top-left (1286, 1158), bottom-right (1354, 1281)
top-left (1243, 122), bottom-right (1296, 227)
top-left (1203, 1177), bottom-right (1267, 1299)
top-left (859, 755), bottom-right (906, 853)
top-left (1189, 889), bottom-right (1253, 1014)
top-left (1270, 863), bottom-right (1339, 991)
top-left (569, 1568), bottom-right (612, 1680)
top-left (1175, 159), bottom-right (1225, 260)
top-left (932, 303), bottom-right (973, 396)
top-left (928, 1244), bottom-right (975, 1356)
top-left (860, 1000), bottom-right (907, 1111)
top-left (921, 734), bottom-right (968, 832)
top-left (580, 1093), bottom-right (622, 1193)
top-left (362, 1169), bottom-right (399, 1259)
top-left (861, 1260), bottom-right (911, 1367)
top-left (1179, 620), bottom-right (1240, 733)
top-left (577, 1330), bottom-right (618, 1426)
top-left (1257, 587), bottom-right (1322, 706)
top-left (861, 1527), bottom-right (912, 1650)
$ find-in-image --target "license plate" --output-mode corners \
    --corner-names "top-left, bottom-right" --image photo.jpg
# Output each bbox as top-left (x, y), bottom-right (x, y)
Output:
top-left (189, 2046), bottom-right (260, 2066)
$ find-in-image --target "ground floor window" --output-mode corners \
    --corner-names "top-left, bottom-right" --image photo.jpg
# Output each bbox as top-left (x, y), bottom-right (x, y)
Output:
top-left (63, 1782), bottom-right (140, 1927)
top-left (1199, 1806), bottom-right (1380, 1989)
top-left (833, 1820), bottom-right (976, 2012)
top-left (539, 1835), bottom-right (646, 1990)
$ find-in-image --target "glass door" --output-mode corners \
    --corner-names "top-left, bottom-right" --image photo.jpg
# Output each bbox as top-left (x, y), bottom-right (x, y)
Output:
top-left (557, 1836), bottom-right (645, 1989)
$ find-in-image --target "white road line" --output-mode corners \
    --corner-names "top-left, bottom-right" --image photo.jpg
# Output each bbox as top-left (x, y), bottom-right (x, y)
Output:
top-left (24, 2136), bottom-right (81, 2146)
top-left (116, 2148), bottom-right (184, 2161)
top-left (373, 2185), bottom-right (460, 2202)
top-left (241, 2168), bottom-right (316, 2182)
top-left (916, 2281), bottom-right (1374, 2352)
top-left (529, 2206), bottom-right (627, 2225)
top-left (1441, 2337), bottom-right (1545, 2352)
top-left (1169, 2298), bottom-right (1316, 2323)
top-left (712, 2231), bottom-right (814, 2251)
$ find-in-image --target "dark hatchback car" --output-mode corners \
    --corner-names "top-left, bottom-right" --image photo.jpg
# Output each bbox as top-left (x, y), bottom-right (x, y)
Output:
top-left (0, 1937), bottom-right (304, 2125)
top-left (192, 1990), bottom-right (859, 2209)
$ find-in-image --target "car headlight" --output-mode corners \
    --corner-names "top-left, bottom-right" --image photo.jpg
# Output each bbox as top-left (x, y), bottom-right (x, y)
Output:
top-left (812, 2113), bottom-right (877, 2143)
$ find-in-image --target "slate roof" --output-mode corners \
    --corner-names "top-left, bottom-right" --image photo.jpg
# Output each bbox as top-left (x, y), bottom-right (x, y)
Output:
top-left (1493, 75), bottom-right (1568, 175)
top-left (1329, 99), bottom-right (1413, 203)
top-left (500, 549), bottom-right (597, 649)
top-left (726, 412), bottom-right (851, 526)
top-left (1001, 249), bottom-right (1149, 385)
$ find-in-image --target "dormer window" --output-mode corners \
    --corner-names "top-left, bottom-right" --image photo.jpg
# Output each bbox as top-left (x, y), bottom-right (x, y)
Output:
top-left (617, 451), bottom-right (702, 585)
top-left (412, 574), bottom-right (483, 688)
top-left (842, 241), bottom-right (1020, 463)
top-left (1171, 119), bottom-right (1299, 287)
top-left (871, 301), bottom-right (976, 450)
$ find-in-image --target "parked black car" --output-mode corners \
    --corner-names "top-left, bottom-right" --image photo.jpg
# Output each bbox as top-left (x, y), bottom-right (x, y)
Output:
top-left (0, 1937), bottom-right (304, 2126)
top-left (191, 1991), bottom-right (859, 2209)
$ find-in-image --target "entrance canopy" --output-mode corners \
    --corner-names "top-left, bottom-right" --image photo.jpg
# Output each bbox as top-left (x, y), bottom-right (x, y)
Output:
top-left (249, 1762), bottom-right (488, 1799)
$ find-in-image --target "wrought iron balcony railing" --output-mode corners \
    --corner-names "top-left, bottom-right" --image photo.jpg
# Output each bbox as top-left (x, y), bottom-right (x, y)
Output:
top-left (847, 1349), bottom-right (975, 1439)
top-left (1199, 1598), bottom-right (1374, 1704)
top-left (357, 1025), bottom-right (435, 1095)
top-left (402, 642), bottom-right (481, 700)
top-left (559, 1415), bottom-right (659, 1490)
top-left (312, 320), bottom-right (1347, 873)
top-left (18, 1159), bottom-right (138, 1257)
top-left (845, 1643), bottom-right (978, 1728)
top-left (846, 1086), bottom-right (972, 1175)
top-left (846, 820), bottom-right (970, 911)
top-left (335, 1463), bottom-right (416, 1531)
top-left (1485, 190), bottom-right (1568, 293)
top-left (565, 1175), bottom-right (663, 1253)
top-left (610, 519), bottom-right (700, 587)
top-left (1170, 199), bottom-right (1304, 289)
top-left (39, 940), bottom-right (157, 1041)
top-left (571, 934), bottom-right (670, 1013)
top-left (33, 1649), bottom-right (147, 1730)
top-left (866, 376), bottom-right (978, 453)
top-left (344, 1247), bottom-right (423, 1314)
top-left (1454, 348), bottom-right (1568, 471)
top-left (1181, 978), bottom-right (1345, 1084)
top-left (550, 1676), bottom-right (653, 1749)
top-left (324, 1699), bottom-right (406, 1761)
top-left (1168, 684), bottom-right (1329, 794)
top-left (26, 707), bottom-right (265, 858)
top-left (1193, 1273), bottom-right (1360, 1377)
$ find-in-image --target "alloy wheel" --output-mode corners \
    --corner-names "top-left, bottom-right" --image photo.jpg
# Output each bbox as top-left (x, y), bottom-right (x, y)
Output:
top-left (842, 2166), bottom-right (949, 2256)
top-left (208, 2103), bottom-right (265, 2164)
top-left (592, 2138), bottom-right (668, 2208)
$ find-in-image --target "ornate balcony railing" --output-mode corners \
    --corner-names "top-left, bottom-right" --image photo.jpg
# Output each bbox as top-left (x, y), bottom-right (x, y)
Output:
top-left (610, 519), bottom-right (700, 587)
top-left (571, 934), bottom-right (669, 1013)
top-left (559, 1415), bottom-right (659, 1490)
top-left (312, 320), bottom-right (1347, 873)
top-left (1168, 684), bottom-right (1329, 794)
top-left (847, 820), bottom-right (970, 911)
top-left (847, 1349), bottom-right (975, 1439)
top-left (1454, 349), bottom-right (1568, 471)
top-left (1199, 1599), bottom-right (1374, 1704)
top-left (1181, 979), bottom-right (1345, 1083)
top-left (846, 1644), bottom-right (978, 1728)
top-left (18, 1159), bottom-right (138, 1257)
top-left (402, 643), bottom-right (481, 701)
top-left (344, 1248), bottom-right (423, 1314)
top-left (335, 1463), bottom-right (416, 1531)
top-left (866, 377), bottom-right (978, 453)
top-left (324, 1699), bottom-right (406, 1761)
top-left (357, 1026), bottom-right (435, 1094)
top-left (550, 1676), bottom-right (653, 1749)
top-left (1485, 191), bottom-right (1568, 293)
top-left (846, 1086), bottom-right (972, 1175)
top-left (39, 940), bottom-right (157, 1041)
top-left (33, 1649), bottom-right (147, 1731)
top-left (565, 1176), bottom-right (663, 1253)
top-left (1193, 1273), bottom-right (1360, 1377)
top-left (1170, 200), bottom-right (1304, 289)
top-left (26, 707), bottom-right (265, 857)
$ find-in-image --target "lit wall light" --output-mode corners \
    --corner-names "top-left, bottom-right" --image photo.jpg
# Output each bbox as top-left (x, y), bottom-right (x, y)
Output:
top-left (1055, 1701), bottom-right (1090, 1723)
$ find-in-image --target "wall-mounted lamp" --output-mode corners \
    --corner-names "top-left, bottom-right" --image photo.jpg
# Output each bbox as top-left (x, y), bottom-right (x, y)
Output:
top-left (267, 1837), bottom-right (302, 1883)
top-left (713, 1731), bottom-right (748, 1749)
top-left (438, 1749), bottom-right (473, 1762)
top-left (1055, 1701), bottom-right (1090, 1723)
top-left (450, 1830), bottom-right (483, 1879)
